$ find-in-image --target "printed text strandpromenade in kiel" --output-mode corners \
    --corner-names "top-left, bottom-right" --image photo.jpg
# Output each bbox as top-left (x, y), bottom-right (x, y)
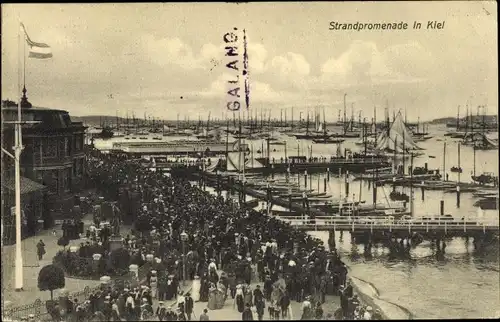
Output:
top-left (329, 21), bottom-right (445, 31)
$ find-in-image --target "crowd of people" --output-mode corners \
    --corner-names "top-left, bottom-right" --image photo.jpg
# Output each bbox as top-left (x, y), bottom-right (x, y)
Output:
top-left (9, 152), bottom-right (382, 321)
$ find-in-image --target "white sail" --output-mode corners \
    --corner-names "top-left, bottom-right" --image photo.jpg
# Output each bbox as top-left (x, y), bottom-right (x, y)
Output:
top-left (375, 112), bottom-right (422, 153)
top-left (226, 152), bottom-right (265, 171)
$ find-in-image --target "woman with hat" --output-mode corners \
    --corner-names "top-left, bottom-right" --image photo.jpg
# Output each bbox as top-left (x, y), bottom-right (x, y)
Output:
top-left (150, 270), bottom-right (158, 299)
top-left (234, 284), bottom-right (245, 313)
top-left (300, 296), bottom-right (313, 320)
top-left (207, 283), bottom-right (218, 311)
top-left (363, 306), bottom-right (374, 320)
top-left (199, 273), bottom-right (210, 302)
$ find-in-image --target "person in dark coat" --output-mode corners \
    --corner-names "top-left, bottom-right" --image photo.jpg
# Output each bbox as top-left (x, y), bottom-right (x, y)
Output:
top-left (279, 291), bottom-right (290, 319)
top-left (315, 302), bottom-right (324, 320)
top-left (36, 240), bottom-right (46, 260)
top-left (156, 302), bottom-right (167, 321)
top-left (177, 308), bottom-right (187, 321)
top-left (253, 285), bottom-right (264, 304)
top-left (242, 303), bottom-right (254, 321)
top-left (184, 292), bottom-right (194, 320)
top-left (199, 308), bottom-right (210, 321)
top-left (255, 298), bottom-right (265, 321)
top-left (200, 275), bottom-right (210, 302)
top-left (165, 306), bottom-right (177, 321)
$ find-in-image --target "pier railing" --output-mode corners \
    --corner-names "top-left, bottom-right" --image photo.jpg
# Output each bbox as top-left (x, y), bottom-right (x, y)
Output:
top-left (274, 215), bottom-right (500, 233)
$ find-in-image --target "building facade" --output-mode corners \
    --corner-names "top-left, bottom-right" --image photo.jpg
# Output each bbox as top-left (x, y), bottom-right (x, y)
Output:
top-left (2, 89), bottom-right (87, 220)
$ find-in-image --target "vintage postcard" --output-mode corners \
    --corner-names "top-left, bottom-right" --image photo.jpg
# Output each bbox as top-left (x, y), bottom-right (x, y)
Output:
top-left (1, 2), bottom-right (498, 321)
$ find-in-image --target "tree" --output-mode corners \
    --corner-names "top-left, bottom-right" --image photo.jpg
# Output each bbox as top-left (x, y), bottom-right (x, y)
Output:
top-left (57, 236), bottom-right (69, 249)
top-left (38, 264), bottom-right (65, 300)
top-left (109, 248), bottom-right (131, 274)
top-left (134, 215), bottom-right (152, 237)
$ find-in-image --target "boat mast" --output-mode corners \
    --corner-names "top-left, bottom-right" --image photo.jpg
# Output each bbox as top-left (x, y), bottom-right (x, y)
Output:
top-left (473, 136), bottom-right (476, 177)
top-left (116, 111), bottom-right (119, 131)
top-left (323, 107), bottom-right (327, 143)
top-left (267, 110), bottom-right (271, 131)
top-left (207, 111), bottom-right (211, 133)
top-left (465, 103), bottom-right (469, 133)
top-left (363, 118), bottom-right (367, 156)
top-left (225, 119), bottom-right (229, 157)
top-left (350, 103), bottom-right (354, 132)
top-left (458, 142), bottom-right (461, 184)
top-left (443, 141), bottom-right (447, 181)
top-left (402, 121), bottom-right (406, 175)
top-left (410, 153), bottom-right (414, 216)
top-left (393, 136), bottom-right (397, 174)
top-left (343, 93), bottom-right (347, 135)
top-left (456, 105), bottom-right (460, 130)
top-left (306, 113), bottom-right (310, 135)
top-left (374, 105), bottom-right (377, 148)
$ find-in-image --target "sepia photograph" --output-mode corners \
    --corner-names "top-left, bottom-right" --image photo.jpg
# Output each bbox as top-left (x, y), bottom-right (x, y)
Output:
top-left (1, 2), bottom-right (498, 321)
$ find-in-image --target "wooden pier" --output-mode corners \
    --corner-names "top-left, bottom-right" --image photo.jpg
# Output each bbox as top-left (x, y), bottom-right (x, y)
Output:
top-left (273, 215), bottom-right (499, 235)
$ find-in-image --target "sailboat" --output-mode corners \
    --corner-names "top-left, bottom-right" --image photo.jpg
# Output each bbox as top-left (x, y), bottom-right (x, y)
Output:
top-left (372, 111), bottom-right (424, 157)
top-left (312, 108), bottom-right (345, 143)
top-left (196, 112), bottom-right (215, 140)
top-left (294, 110), bottom-right (331, 140)
top-left (412, 117), bottom-right (432, 141)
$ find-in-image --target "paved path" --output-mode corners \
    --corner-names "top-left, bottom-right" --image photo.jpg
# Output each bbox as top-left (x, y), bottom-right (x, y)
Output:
top-left (2, 213), bottom-right (132, 307)
top-left (146, 277), bottom-right (341, 321)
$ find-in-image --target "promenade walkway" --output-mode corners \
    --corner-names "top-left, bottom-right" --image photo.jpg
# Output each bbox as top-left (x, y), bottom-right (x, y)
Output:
top-left (2, 212), bottom-right (132, 309)
top-left (145, 277), bottom-right (341, 321)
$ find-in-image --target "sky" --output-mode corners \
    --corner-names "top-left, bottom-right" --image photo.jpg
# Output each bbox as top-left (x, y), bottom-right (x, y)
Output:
top-left (1, 2), bottom-right (498, 122)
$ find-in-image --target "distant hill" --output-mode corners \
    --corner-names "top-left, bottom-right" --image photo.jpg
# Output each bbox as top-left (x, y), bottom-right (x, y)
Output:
top-left (71, 115), bottom-right (131, 126)
top-left (430, 115), bottom-right (498, 124)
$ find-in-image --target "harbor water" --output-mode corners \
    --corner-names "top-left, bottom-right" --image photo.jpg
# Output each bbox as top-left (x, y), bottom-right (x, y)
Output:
top-left (94, 124), bottom-right (499, 319)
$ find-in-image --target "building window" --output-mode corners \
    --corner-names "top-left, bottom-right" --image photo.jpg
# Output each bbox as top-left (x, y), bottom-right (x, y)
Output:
top-left (43, 138), bottom-right (57, 158)
top-left (33, 139), bottom-right (42, 162)
top-left (62, 168), bottom-right (71, 192)
top-left (42, 170), bottom-right (58, 193)
top-left (67, 137), bottom-right (72, 156)
top-left (59, 138), bottom-right (66, 158)
top-left (80, 158), bottom-right (85, 176)
top-left (75, 134), bottom-right (83, 152)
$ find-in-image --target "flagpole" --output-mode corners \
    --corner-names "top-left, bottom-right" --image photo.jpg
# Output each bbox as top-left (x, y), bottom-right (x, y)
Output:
top-left (15, 19), bottom-right (25, 291)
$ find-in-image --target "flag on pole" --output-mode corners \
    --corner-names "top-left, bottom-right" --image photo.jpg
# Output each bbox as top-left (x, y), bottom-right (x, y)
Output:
top-left (20, 23), bottom-right (52, 59)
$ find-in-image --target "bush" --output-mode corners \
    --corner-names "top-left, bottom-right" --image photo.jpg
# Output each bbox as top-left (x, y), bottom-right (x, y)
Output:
top-left (57, 236), bottom-right (69, 249)
top-left (109, 248), bottom-right (131, 272)
top-left (38, 264), bottom-right (65, 300)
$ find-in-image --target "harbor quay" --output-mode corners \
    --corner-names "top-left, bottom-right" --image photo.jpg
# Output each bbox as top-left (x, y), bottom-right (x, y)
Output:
top-left (3, 151), bottom-right (381, 321)
top-left (179, 168), bottom-right (499, 252)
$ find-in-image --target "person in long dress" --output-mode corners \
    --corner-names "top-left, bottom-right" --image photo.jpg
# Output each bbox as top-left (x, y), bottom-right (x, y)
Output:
top-left (207, 284), bottom-right (218, 310)
top-left (234, 284), bottom-right (245, 313)
top-left (242, 303), bottom-right (254, 321)
top-left (200, 276), bottom-right (210, 302)
top-left (243, 286), bottom-right (253, 308)
top-left (216, 284), bottom-right (226, 309)
top-left (191, 276), bottom-right (201, 302)
top-left (150, 270), bottom-right (158, 299)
